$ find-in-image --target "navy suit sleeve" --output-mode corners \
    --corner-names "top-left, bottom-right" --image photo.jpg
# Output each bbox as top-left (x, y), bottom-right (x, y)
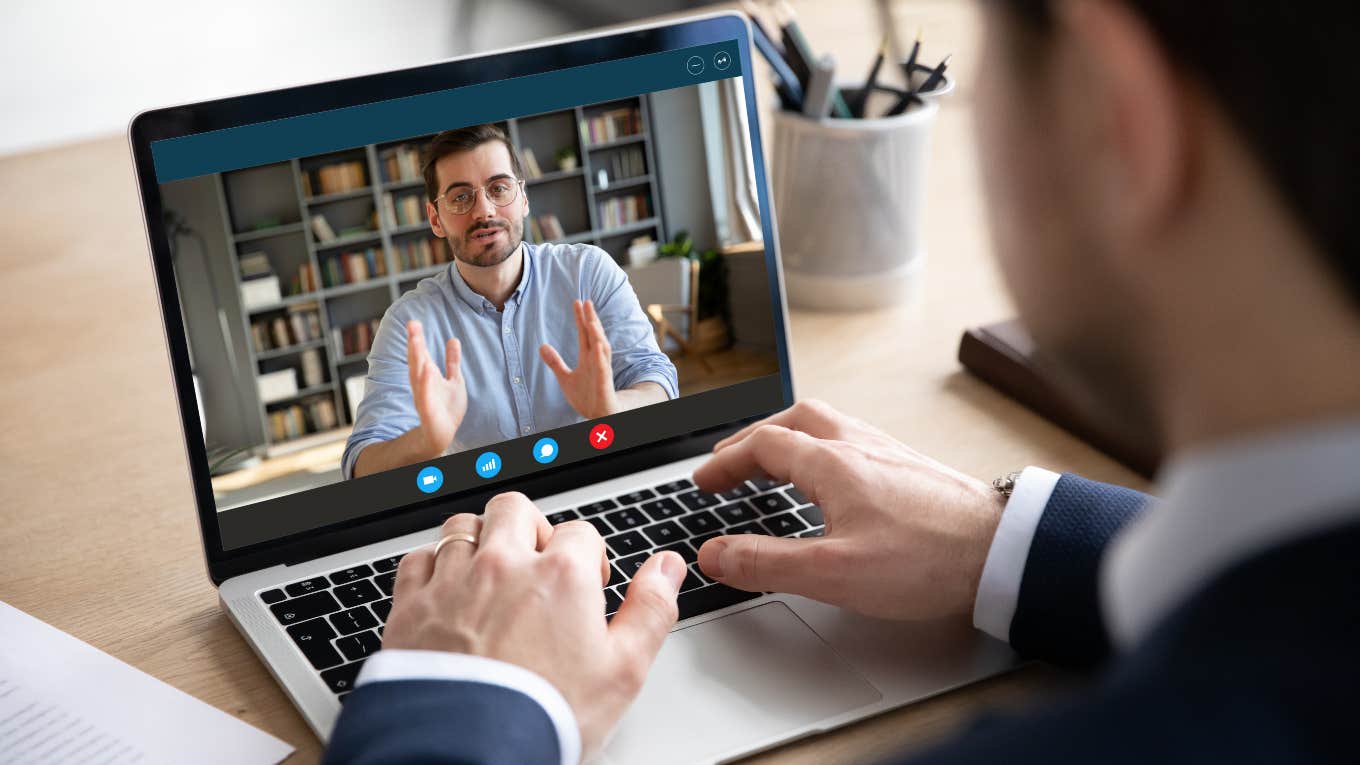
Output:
top-left (323, 679), bottom-right (561, 765)
top-left (1008, 474), bottom-right (1150, 668)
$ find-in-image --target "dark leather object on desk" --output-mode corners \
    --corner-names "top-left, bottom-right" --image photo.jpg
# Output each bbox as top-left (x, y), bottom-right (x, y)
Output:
top-left (958, 319), bottom-right (1159, 479)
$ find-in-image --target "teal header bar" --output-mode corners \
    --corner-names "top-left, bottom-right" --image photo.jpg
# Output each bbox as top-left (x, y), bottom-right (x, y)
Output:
top-left (151, 40), bottom-right (742, 183)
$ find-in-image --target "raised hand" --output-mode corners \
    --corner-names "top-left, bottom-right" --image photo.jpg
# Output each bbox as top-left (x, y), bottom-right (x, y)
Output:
top-left (406, 319), bottom-right (467, 456)
top-left (539, 299), bottom-right (619, 419)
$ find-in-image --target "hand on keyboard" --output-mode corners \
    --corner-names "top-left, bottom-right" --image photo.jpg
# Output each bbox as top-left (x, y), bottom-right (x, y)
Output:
top-left (691, 399), bottom-right (1007, 621)
top-left (381, 492), bottom-right (687, 759)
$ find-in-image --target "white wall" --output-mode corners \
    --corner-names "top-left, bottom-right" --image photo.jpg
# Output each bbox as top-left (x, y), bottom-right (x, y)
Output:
top-left (1, 0), bottom-right (575, 157)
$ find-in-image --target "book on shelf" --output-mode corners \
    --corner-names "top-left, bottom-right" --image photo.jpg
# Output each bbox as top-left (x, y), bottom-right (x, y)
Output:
top-left (394, 238), bottom-right (450, 272)
top-left (605, 146), bottom-right (646, 183)
top-left (332, 317), bottom-right (382, 356)
top-left (597, 193), bottom-right (651, 230)
top-left (580, 106), bottom-right (641, 145)
top-left (382, 192), bottom-right (427, 228)
top-left (379, 144), bottom-right (422, 183)
top-left (238, 251), bottom-right (273, 280)
top-left (311, 214), bottom-right (337, 243)
top-left (252, 304), bottom-right (323, 352)
top-left (267, 394), bottom-right (339, 442)
top-left (535, 214), bottom-right (565, 241)
top-left (321, 247), bottom-right (388, 288)
top-left (300, 348), bottom-right (325, 388)
top-left (308, 160), bottom-right (368, 196)
top-left (292, 262), bottom-right (320, 294)
top-left (521, 147), bottom-right (543, 179)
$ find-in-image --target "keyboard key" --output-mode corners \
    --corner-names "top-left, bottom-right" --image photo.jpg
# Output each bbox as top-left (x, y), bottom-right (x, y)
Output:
top-left (284, 577), bottom-right (329, 598)
top-left (749, 477), bottom-right (785, 491)
top-left (615, 488), bottom-right (657, 506)
top-left (726, 522), bottom-right (766, 536)
top-left (796, 505), bottom-right (825, 527)
top-left (719, 484), bottom-right (755, 501)
top-left (577, 499), bottom-right (618, 516)
top-left (655, 478), bottom-right (694, 495)
top-left (761, 512), bottom-right (808, 537)
top-left (371, 555), bottom-right (404, 573)
top-left (677, 584), bottom-right (761, 621)
top-left (605, 507), bottom-right (648, 531)
top-left (546, 509), bottom-right (580, 525)
top-left (605, 531), bottom-right (649, 557)
top-left (259, 588), bottom-right (286, 604)
top-left (676, 490), bottom-right (722, 511)
top-left (657, 541), bottom-right (698, 565)
top-left (750, 492), bottom-right (794, 515)
top-left (585, 516), bottom-right (613, 536)
top-left (680, 570), bottom-right (706, 592)
top-left (336, 630), bottom-right (383, 662)
top-left (786, 486), bottom-right (811, 505)
top-left (689, 563), bottom-right (712, 585)
top-left (676, 512), bottom-right (720, 537)
top-left (321, 661), bottom-right (365, 694)
top-left (328, 565), bottom-right (374, 585)
top-left (616, 552), bottom-right (651, 578)
top-left (690, 532), bottom-right (721, 551)
top-left (329, 606), bottom-right (379, 636)
top-left (374, 571), bottom-right (396, 596)
top-left (799, 528), bottom-right (826, 538)
top-left (608, 563), bottom-right (627, 588)
top-left (286, 618), bottom-right (342, 670)
top-left (371, 598), bottom-right (393, 622)
top-left (334, 580), bottom-right (382, 608)
top-left (271, 591), bottom-right (341, 626)
top-left (639, 497), bottom-right (685, 521)
top-left (715, 502), bottom-right (759, 525)
top-left (604, 587), bottom-right (622, 615)
top-left (641, 521), bottom-right (684, 546)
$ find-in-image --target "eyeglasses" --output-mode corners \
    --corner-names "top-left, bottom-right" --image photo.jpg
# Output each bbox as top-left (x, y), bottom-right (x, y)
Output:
top-left (434, 178), bottom-right (524, 216)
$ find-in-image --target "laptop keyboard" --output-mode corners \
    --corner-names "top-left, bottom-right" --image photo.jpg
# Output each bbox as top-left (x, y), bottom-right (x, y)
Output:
top-left (257, 477), bottom-right (825, 702)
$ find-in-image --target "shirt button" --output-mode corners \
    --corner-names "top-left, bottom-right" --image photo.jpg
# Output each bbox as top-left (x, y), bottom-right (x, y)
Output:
top-left (522, 426), bottom-right (531, 434)
top-left (513, 376), bottom-right (522, 385)
top-left (503, 327), bottom-right (512, 335)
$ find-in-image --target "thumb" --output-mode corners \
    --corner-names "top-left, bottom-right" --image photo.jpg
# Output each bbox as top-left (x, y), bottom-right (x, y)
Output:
top-left (697, 534), bottom-right (821, 595)
top-left (539, 343), bottom-right (573, 379)
top-left (609, 551), bottom-right (684, 672)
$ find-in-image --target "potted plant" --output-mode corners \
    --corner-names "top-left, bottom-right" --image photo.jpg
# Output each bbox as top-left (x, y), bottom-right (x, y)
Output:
top-left (554, 147), bottom-right (579, 172)
top-left (658, 231), bottom-right (729, 352)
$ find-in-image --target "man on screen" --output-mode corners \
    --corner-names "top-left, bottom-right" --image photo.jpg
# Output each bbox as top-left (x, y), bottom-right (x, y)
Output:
top-left (342, 125), bottom-right (677, 479)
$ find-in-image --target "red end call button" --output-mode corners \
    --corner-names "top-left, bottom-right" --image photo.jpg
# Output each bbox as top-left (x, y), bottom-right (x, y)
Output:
top-left (589, 423), bottom-right (614, 450)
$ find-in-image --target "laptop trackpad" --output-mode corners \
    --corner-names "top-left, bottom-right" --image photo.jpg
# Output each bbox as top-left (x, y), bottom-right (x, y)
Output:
top-left (603, 602), bottom-right (882, 764)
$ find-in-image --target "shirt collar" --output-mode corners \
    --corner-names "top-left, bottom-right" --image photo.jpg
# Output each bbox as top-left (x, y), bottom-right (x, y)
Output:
top-left (447, 240), bottom-right (532, 312)
top-left (1101, 416), bottom-right (1360, 649)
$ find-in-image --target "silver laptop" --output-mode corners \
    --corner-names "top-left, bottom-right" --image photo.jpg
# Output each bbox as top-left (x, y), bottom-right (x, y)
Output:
top-left (130, 12), bottom-right (1017, 764)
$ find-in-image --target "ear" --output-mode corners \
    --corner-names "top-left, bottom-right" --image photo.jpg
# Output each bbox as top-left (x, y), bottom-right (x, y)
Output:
top-left (519, 183), bottom-right (530, 219)
top-left (1056, 0), bottom-right (1188, 246)
top-left (427, 199), bottom-right (447, 238)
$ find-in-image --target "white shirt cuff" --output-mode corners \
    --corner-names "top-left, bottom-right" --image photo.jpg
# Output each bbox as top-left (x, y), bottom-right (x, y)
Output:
top-left (972, 466), bottom-right (1061, 643)
top-left (356, 649), bottom-right (582, 765)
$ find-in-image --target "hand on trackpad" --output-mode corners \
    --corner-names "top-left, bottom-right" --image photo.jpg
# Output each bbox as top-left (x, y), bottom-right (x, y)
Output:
top-left (602, 603), bottom-right (883, 765)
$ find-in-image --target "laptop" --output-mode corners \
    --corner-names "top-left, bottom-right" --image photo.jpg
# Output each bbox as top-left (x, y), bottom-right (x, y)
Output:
top-left (129, 12), bottom-right (1018, 764)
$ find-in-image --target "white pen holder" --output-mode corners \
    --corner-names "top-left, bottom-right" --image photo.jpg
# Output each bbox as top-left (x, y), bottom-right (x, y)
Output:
top-left (770, 96), bottom-right (940, 311)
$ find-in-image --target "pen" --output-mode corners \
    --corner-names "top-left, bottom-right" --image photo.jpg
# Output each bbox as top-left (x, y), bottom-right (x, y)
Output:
top-left (775, 0), bottom-right (853, 118)
top-left (849, 37), bottom-right (889, 118)
top-left (902, 27), bottom-right (922, 85)
top-left (802, 54), bottom-right (837, 119)
top-left (748, 9), bottom-right (805, 111)
top-left (915, 53), bottom-right (952, 95)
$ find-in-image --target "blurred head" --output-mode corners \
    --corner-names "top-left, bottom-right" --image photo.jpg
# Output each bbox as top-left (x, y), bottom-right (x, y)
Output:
top-left (977, 0), bottom-right (1360, 452)
top-left (422, 124), bottom-right (529, 267)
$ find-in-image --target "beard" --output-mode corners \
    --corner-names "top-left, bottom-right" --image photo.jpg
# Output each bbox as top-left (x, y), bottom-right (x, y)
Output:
top-left (448, 216), bottom-right (524, 267)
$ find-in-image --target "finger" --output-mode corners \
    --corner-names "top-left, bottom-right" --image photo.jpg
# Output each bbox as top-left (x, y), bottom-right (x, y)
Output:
top-left (444, 337), bottom-right (462, 381)
top-left (609, 551), bottom-right (685, 683)
top-left (541, 520), bottom-right (610, 587)
top-left (713, 399), bottom-right (849, 453)
top-left (574, 299), bottom-right (592, 354)
top-left (696, 533), bottom-right (831, 597)
top-left (430, 513), bottom-right (484, 581)
top-left (478, 492), bottom-right (553, 555)
top-left (584, 300), bottom-right (609, 353)
top-left (393, 545), bottom-right (435, 602)
top-left (539, 343), bottom-right (573, 378)
top-left (693, 424), bottom-right (836, 494)
top-left (406, 320), bottom-right (423, 384)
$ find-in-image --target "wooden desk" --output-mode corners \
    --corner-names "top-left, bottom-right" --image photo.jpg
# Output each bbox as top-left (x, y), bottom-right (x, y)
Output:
top-left (0, 1), bottom-right (1147, 762)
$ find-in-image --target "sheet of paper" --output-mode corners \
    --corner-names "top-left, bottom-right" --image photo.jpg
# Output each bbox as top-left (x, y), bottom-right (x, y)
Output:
top-left (0, 600), bottom-right (293, 765)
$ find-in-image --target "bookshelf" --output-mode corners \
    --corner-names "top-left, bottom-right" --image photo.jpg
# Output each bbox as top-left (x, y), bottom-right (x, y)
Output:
top-left (211, 95), bottom-right (668, 453)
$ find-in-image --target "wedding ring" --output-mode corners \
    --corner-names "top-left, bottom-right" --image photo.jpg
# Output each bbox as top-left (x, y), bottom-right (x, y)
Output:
top-left (433, 531), bottom-right (479, 559)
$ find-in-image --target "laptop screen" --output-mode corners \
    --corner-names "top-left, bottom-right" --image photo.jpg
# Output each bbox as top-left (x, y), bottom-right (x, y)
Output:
top-left (145, 24), bottom-right (788, 553)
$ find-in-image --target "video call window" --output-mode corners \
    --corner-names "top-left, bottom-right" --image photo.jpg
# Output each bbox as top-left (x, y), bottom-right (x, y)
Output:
top-left (161, 75), bottom-right (780, 516)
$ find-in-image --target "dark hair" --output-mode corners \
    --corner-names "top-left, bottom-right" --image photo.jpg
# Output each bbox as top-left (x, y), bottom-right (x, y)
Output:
top-left (1002, 1), bottom-right (1360, 306)
top-left (421, 124), bottom-right (524, 203)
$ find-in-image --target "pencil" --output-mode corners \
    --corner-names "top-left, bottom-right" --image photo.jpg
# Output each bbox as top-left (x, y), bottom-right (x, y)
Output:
top-left (850, 37), bottom-right (889, 118)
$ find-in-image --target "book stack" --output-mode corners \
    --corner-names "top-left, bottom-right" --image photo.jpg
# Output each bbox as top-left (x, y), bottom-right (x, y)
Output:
top-left (333, 318), bottom-right (382, 357)
top-left (320, 247), bottom-right (388, 288)
top-left (597, 193), bottom-right (651, 230)
top-left (600, 147), bottom-right (646, 184)
top-left (382, 192), bottom-right (426, 228)
top-left (304, 160), bottom-right (368, 196)
top-left (379, 144), bottom-right (422, 183)
top-left (394, 238), bottom-right (450, 272)
top-left (268, 394), bottom-right (339, 442)
top-left (529, 214), bottom-right (566, 243)
top-left (251, 304), bottom-right (323, 352)
top-left (581, 107), bottom-right (642, 145)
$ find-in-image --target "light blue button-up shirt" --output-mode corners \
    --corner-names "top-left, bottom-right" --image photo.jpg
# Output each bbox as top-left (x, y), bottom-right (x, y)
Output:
top-left (342, 242), bottom-right (678, 479)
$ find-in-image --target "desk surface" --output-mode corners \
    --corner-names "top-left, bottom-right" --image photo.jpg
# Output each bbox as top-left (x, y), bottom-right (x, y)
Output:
top-left (0, 1), bottom-right (1147, 762)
